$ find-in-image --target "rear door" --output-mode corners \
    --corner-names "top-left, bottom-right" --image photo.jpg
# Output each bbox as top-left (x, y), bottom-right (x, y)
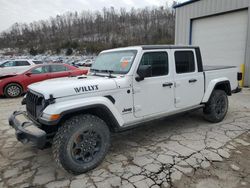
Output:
top-left (49, 65), bottom-right (71, 78)
top-left (15, 61), bottom-right (31, 72)
top-left (133, 50), bottom-right (175, 118)
top-left (173, 49), bottom-right (204, 108)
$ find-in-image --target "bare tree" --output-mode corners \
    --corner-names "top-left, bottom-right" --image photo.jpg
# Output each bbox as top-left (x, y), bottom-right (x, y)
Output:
top-left (0, 5), bottom-right (175, 54)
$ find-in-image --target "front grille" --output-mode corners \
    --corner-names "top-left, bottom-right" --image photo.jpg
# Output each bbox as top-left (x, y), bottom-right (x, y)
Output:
top-left (26, 91), bottom-right (43, 119)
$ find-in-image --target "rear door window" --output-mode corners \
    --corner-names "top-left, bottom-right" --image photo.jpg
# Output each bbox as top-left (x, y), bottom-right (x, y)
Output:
top-left (174, 51), bottom-right (195, 74)
top-left (15, 61), bottom-right (30, 66)
top-left (50, 65), bottom-right (69, 72)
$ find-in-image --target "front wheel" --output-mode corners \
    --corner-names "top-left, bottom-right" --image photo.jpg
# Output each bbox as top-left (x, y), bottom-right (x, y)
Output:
top-left (52, 114), bottom-right (110, 174)
top-left (203, 90), bottom-right (228, 123)
top-left (4, 83), bottom-right (23, 98)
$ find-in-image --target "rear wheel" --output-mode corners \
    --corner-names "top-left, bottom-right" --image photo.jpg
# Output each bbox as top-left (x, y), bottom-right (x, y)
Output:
top-left (203, 90), bottom-right (228, 123)
top-left (4, 83), bottom-right (23, 98)
top-left (52, 114), bottom-right (110, 174)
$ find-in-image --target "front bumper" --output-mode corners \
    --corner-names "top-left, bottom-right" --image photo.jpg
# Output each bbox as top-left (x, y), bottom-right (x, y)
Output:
top-left (9, 111), bottom-right (47, 149)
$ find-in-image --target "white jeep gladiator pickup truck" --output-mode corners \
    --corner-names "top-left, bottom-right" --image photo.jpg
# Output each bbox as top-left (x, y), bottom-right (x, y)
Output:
top-left (9, 45), bottom-right (242, 174)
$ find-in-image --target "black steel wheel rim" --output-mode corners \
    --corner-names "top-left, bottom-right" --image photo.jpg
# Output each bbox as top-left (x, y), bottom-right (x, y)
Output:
top-left (71, 130), bottom-right (102, 163)
top-left (215, 96), bottom-right (226, 116)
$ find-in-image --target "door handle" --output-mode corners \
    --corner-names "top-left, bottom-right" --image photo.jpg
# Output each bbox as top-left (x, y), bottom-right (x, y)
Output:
top-left (189, 79), bottom-right (197, 83)
top-left (162, 82), bottom-right (173, 87)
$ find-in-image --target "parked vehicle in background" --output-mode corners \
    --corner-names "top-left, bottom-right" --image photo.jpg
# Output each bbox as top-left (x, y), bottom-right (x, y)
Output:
top-left (64, 60), bottom-right (79, 67)
top-left (8, 45), bottom-right (242, 174)
top-left (0, 59), bottom-right (43, 75)
top-left (74, 59), bottom-right (95, 67)
top-left (83, 59), bottom-right (94, 67)
top-left (74, 60), bottom-right (86, 66)
top-left (0, 63), bottom-right (88, 98)
top-left (32, 60), bottom-right (43, 64)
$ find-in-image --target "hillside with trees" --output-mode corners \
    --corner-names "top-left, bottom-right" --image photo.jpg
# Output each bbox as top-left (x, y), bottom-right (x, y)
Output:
top-left (0, 5), bottom-right (176, 55)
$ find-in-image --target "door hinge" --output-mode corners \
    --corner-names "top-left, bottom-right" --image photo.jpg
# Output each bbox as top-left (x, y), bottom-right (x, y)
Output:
top-left (175, 98), bottom-right (180, 104)
top-left (133, 87), bottom-right (141, 94)
top-left (134, 105), bottom-right (141, 112)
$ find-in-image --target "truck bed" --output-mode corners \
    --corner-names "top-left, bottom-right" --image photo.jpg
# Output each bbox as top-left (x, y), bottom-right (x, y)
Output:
top-left (203, 66), bottom-right (238, 93)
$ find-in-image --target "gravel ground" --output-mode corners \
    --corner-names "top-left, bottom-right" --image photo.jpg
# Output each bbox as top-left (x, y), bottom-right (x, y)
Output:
top-left (0, 89), bottom-right (250, 188)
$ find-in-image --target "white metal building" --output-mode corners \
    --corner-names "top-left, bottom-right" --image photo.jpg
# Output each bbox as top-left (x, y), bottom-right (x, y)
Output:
top-left (174, 0), bottom-right (250, 86)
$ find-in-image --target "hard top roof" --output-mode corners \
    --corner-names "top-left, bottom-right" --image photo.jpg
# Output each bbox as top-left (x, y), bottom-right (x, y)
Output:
top-left (139, 45), bottom-right (199, 50)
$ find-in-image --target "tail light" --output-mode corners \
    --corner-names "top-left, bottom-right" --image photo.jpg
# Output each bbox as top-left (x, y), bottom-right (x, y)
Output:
top-left (237, 72), bottom-right (243, 81)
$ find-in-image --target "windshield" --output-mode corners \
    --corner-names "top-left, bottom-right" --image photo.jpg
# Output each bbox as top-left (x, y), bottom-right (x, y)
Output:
top-left (91, 50), bottom-right (137, 74)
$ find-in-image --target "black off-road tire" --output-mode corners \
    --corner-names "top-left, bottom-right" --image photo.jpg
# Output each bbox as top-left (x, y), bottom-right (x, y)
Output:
top-left (203, 89), bottom-right (228, 123)
top-left (4, 83), bottom-right (23, 98)
top-left (52, 114), bottom-right (110, 174)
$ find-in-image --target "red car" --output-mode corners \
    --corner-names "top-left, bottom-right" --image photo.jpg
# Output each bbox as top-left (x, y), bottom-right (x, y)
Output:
top-left (0, 63), bottom-right (88, 98)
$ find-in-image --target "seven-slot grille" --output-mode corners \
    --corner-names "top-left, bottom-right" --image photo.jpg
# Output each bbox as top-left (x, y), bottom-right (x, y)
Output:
top-left (26, 91), bottom-right (42, 119)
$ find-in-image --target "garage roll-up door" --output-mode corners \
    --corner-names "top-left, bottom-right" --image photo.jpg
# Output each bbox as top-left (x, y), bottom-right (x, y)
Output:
top-left (191, 10), bottom-right (248, 68)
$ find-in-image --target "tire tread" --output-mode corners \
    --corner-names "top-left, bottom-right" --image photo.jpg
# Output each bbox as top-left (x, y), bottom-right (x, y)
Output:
top-left (203, 89), bottom-right (228, 123)
top-left (52, 114), bottom-right (110, 174)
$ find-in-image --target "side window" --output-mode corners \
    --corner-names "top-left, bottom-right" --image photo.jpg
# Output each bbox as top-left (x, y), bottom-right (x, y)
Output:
top-left (139, 52), bottom-right (168, 77)
top-left (175, 51), bottom-right (195, 74)
top-left (2, 61), bottom-right (15, 67)
top-left (50, 65), bottom-right (68, 72)
top-left (16, 61), bottom-right (30, 66)
top-left (31, 66), bottom-right (50, 74)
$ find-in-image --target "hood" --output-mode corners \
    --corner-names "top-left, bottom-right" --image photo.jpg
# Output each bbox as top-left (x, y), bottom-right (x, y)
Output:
top-left (0, 67), bottom-right (29, 76)
top-left (0, 73), bottom-right (17, 79)
top-left (28, 75), bottom-right (118, 99)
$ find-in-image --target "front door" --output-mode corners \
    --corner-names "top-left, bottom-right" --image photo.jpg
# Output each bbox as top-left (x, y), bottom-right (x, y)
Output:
top-left (15, 61), bottom-right (31, 72)
top-left (173, 50), bottom-right (204, 108)
top-left (133, 51), bottom-right (175, 118)
top-left (23, 65), bottom-right (50, 90)
top-left (0, 61), bottom-right (17, 74)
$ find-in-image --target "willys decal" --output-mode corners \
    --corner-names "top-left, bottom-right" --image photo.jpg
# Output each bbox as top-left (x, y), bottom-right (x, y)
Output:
top-left (74, 85), bottom-right (99, 93)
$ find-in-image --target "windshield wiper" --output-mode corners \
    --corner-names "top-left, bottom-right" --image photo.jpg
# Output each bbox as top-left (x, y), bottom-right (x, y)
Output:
top-left (90, 68), bottom-right (99, 75)
top-left (100, 70), bottom-right (115, 78)
top-left (90, 69), bottom-right (115, 78)
top-left (90, 68), bottom-right (105, 77)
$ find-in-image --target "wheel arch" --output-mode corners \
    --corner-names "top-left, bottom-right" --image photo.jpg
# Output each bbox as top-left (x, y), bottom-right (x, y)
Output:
top-left (202, 79), bottom-right (231, 103)
top-left (4, 81), bottom-right (24, 91)
top-left (3, 82), bottom-right (24, 96)
top-left (213, 81), bottom-right (232, 96)
top-left (57, 104), bottom-right (121, 132)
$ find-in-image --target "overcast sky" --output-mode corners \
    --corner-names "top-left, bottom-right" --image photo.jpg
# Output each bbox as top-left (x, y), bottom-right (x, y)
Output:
top-left (0, 0), bottom-right (188, 32)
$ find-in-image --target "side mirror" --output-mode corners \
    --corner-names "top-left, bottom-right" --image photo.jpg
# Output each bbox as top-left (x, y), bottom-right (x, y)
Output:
top-left (136, 65), bottom-right (152, 82)
top-left (25, 72), bottom-right (32, 77)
